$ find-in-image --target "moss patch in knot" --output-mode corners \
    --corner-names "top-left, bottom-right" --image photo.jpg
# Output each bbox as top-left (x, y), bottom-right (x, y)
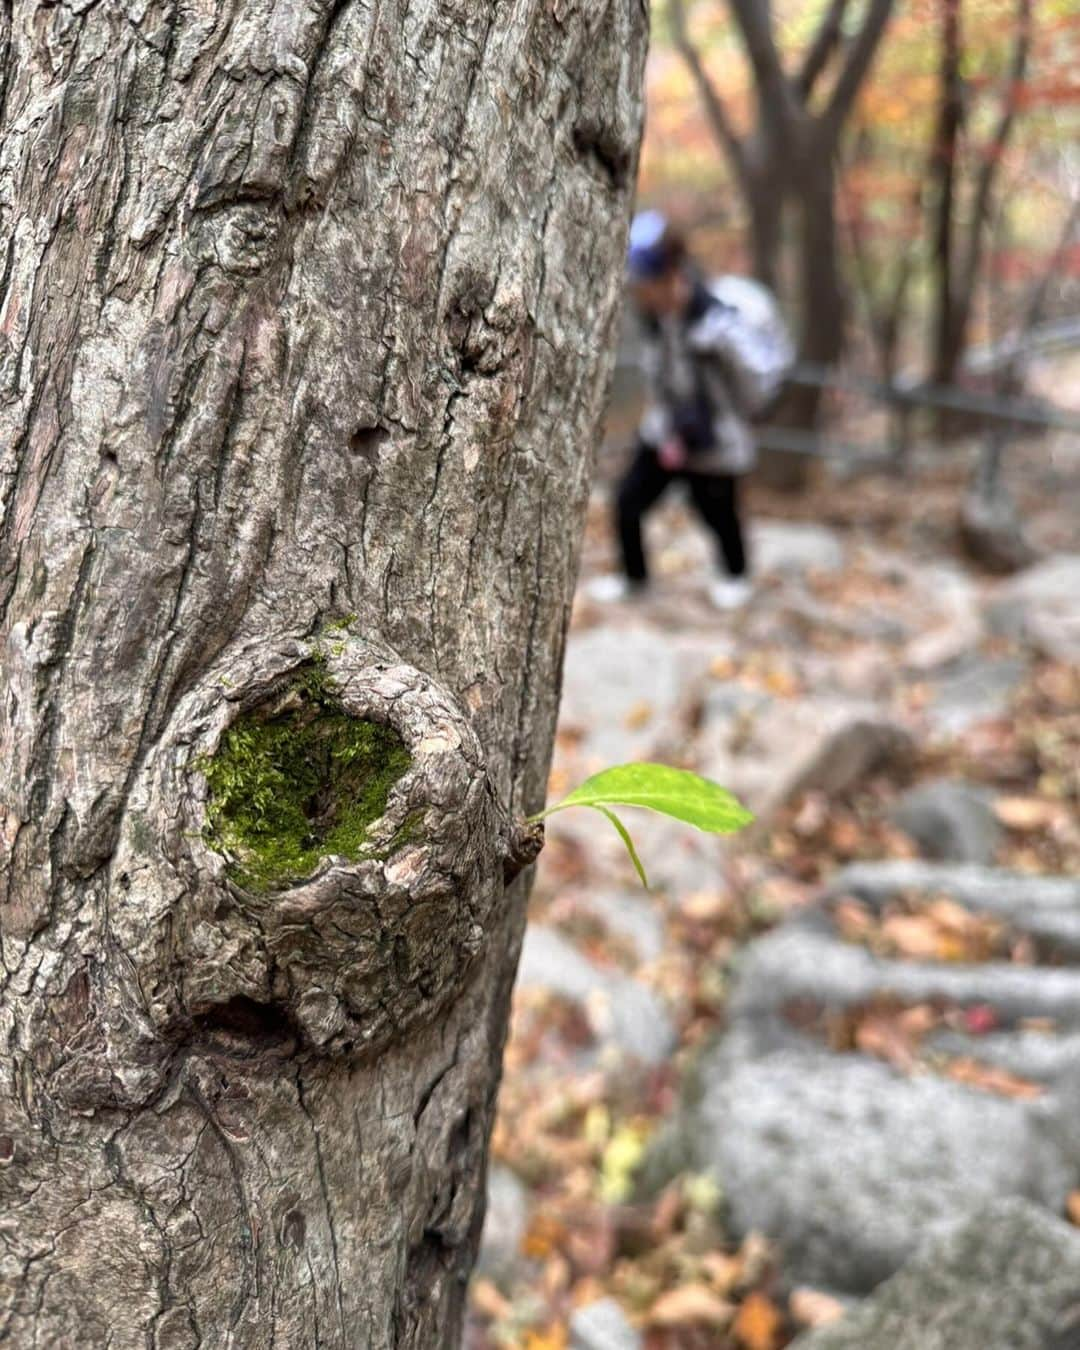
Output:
top-left (201, 669), bottom-right (411, 892)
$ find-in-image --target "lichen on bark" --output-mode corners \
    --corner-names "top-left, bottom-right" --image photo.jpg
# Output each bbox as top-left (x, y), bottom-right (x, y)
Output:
top-left (200, 663), bottom-right (412, 892)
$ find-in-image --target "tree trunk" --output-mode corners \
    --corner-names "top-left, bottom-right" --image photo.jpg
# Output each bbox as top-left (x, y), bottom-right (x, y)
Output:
top-left (0, 2), bottom-right (646, 1345)
top-left (930, 0), bottom-right (964, 388)
top-left (744, 142), bottom-right (785, 292)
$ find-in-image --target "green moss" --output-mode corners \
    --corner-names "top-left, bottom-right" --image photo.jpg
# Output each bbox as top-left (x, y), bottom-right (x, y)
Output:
top-left (201, 665), bottom-right (411, 893)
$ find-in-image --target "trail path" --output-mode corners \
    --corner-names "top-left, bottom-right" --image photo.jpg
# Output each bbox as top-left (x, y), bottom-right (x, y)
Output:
top-left (471, 445), bottom-right (1080, 1349)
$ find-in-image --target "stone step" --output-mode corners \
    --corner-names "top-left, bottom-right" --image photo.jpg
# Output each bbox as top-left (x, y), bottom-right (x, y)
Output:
top-left (730, 925), bottom-right (1080, 1029)
top-left (793, 1198), bottom-right (1080, 1349)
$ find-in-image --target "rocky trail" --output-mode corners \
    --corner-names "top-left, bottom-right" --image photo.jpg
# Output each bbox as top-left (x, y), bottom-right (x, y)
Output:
top-left (467, 442), bottom-right (1080, 1350)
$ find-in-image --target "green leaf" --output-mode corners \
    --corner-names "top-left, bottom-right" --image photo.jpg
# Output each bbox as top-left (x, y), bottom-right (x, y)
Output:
top-left (532, 762), bottom-right (754, 834)
top-left (529, 763), bottom-right (753, 888)
top-left (591, 805), bottom-right (649, 888)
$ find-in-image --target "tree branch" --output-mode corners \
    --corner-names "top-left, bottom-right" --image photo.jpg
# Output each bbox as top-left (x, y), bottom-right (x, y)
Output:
top-left (819, 0), bottom-right (896, 147)
top-left (795, 0), bottom-right (851, 102)
top-left (957, 0), bottom-right (1033, 307)
top-left (669, 0), bottom-right (751, 188)
top-left (726, 0), bottom-right (799, 135)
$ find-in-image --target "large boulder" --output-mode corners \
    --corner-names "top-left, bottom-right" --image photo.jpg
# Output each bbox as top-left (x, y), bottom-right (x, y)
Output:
top-left (794, 1198), bottom-right (1080, 1349)
top-left (688, 1044), bottom-right (1073, 1292)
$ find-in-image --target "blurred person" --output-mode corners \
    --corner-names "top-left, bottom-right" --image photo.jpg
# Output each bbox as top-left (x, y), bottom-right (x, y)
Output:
top-left (589, 211), bottom-right (792, 610)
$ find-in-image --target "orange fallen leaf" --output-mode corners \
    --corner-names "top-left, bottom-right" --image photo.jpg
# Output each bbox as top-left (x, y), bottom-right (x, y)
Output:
top-left (648, 1283), bottom-right (735, 1328)
top-left (880, 913), bottom-right (941, 961)
top-left (732, 1290), bottom-right (784, 1349)
top-left (470, 1278), bottom-right (512, 1322)
top-left (624, 700), bottom-right (654, 730)
top-left (833, 898), bottom-right (874, 943)
top-left (680, 890), bottom-right (733, 923)
top-left (995, 796), bottom-right (1065, 831)
top-left (700, 1250), bottom-right (743, 1295)
top-left (854, 1003), bottom-right (938, 1073)
top-left (944, 1056), bottom-right (1044, 1100)
top-left (789, 1287), bottom-right (846, 1328)
top-left (710, 655), bottom-right (737, 680)
top-left (521, 1212), bottom-right (569, 1260)
top-left (523, 1324), bottom-right (568, 1350)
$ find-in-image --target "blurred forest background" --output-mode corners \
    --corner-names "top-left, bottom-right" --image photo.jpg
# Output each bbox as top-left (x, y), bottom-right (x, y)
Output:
top-left (643, 0), bottom-right (1078, 388)
top-left (468, 4), bottom-right (1080, 1349)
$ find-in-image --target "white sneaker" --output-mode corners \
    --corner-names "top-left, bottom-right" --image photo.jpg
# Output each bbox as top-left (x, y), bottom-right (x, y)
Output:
top-left (585, 574), bottom-right (639, 603)
top-left (708, 576), bottom-right (753, 611)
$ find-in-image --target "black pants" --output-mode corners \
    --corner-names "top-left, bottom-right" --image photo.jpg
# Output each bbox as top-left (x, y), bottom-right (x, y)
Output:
top-left (615, 442), bottom-right (747, 584)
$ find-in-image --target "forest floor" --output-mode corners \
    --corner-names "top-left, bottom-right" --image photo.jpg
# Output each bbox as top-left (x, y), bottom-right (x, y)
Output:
top-left (466, 427), bottom-right (1080, 1350)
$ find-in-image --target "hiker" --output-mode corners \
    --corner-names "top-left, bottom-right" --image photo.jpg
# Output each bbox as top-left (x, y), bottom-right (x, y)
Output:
top-left (589, 211), bottom-right (792, 610)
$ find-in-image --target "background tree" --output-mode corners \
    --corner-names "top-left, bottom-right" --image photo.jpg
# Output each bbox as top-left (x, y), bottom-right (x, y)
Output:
top-left (668, 0), bottom-right (895, 381)
top-left (0, 0), bottom-right (646, 1343)
top-left (928, 0), bottom-right (1033, 388)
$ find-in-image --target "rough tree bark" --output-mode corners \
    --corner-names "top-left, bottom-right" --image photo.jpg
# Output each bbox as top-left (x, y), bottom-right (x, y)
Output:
top-left (0, 1), bottom-right (646, 1345)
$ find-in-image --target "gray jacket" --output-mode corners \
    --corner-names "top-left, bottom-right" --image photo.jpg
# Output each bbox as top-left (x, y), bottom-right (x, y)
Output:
top-left (637, 275), bottom-right (792, 475)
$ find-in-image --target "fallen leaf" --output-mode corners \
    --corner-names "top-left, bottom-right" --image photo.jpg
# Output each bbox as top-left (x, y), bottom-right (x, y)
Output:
top-left (854, 1003), bottom-right (937, 1072)
top-left (471, 1278), bottom-right (512, 1322)
top-left (833, 898), bottom-right (874, 943)
top-left (624, 700), bottom-right (654, 730)
top-left (944, 1056), bottom-right (1044, 1100)
top-left (680, 890), bottom-right (733, 924)
top-left (648, 1283), bottom-right (734, 1328)
top-left (962, 1004), bottom-right (998, 1035)
top-left (521, 1213), bottom-right (569, 1260)
top-left (735, 1232), bottom-right (772, 1286)
top-left (523, 1324), bottom-right (568, 1350)
top-left (995, 796), bottom-right (1066, 831)
top-left (700, 1251), bottom-right (742, 1295)
top-left (789, 1287), bottom-right (846, 1328)
top-left (731, 1290), bottom-right (784, 1349)
top-left (880, 913), bottom-right (941, 961)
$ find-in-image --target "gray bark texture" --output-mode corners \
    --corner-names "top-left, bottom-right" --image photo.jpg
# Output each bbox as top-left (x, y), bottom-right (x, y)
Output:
top-left (0, 1), bottom-right (647, 1345)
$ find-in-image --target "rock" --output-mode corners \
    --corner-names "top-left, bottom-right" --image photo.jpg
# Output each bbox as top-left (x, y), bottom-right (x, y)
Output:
top-left (826, 859), bottom-right (1080, 917)
top-left (986, 554), bottom-right (1080, 662)
top-left (889, 780), bottom-right (1001, 865)
top-left (827, 860), bottom-right (1080, 958)
top-left (921, 655), bottom-right (1028, 737)
top-left (751, 520), bottom-right (844, 575)
top-left (793, 1199), bottom-right (1080, 1349)
top-left (958, 484), bottom-right (1037, 574)
top-left (698, 696), bottom-right (914, 827)
top-left (516, 926), bottom-right (676, 1065)
top-left (926, 1027), bottom-right (1080, 1087)
top-left (729, 925), bottom-right (1080, 1029)
top-left (476, 1165), bottom-right (530, 1282)
top-left (689, 1046), bottom-right (1073, 1292)
top-left (569, 1298), bottom-right (643, 1350)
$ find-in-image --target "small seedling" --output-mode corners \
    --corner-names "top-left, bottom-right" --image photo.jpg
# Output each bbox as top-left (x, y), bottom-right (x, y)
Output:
top-left (528, 762), bottom-right (753, 887)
